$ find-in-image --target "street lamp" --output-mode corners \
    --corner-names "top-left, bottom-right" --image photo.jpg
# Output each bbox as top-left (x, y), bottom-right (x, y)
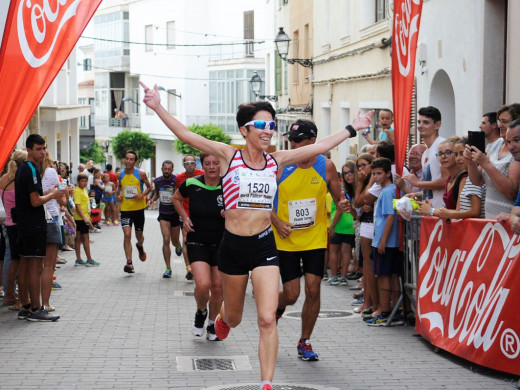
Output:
top-left (249, 72), bottom-right (278, 102)
top-left (158, 86), bottom-right (182, 99)
top-left (274, 27), bottom-right (313, 68)
top-left (122, 96), bottom-right (139, 106)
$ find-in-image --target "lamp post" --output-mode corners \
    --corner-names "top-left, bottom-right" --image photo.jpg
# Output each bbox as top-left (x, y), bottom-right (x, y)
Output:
top-left (249, 72), bottom-right (278, 102)
top-left (158, 86), bottom-right (182, 99)
top-left (274, 27), bottom-right (313, 68)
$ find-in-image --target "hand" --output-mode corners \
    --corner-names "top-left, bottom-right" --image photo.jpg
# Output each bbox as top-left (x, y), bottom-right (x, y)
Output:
top-left (183, 217), bottom-right (194, 233)
top-left (52, 187), bottom-right (67, 199)
top-left (133, 193), bottom-right (144, 201)
top-left (338, 199), bottom-right (350, 213)
top-left (511, 217), bottom-right (520, 235)
top-left (117, 194), bottom-right (123, 203)
top-left (404, 173), bottom-right (419, 187)
top-left (496, 212), bottom-right (511, 223)
top-left (274, 219), bottom-right (292, 239)
top-left (357, 169), bottom-right (367, 181)
top-left (328, 225), bottom-right (336, 238)
top-left (351, 110), bottom-right (374, 131)
top-left (361, 204), bottom-right (373, 213)
top-left (463, 145), bottom-right (476, 164)
top-left (394, 174), bottom-right (405, 190)
top-left (469, 146), bottom-right (489, 166)
top-left (417, 198), bottom-right (432, 215)
top-left (140, 82), bottom-right (161, 110)
top-left (377, 241), bottom-right (386, 254)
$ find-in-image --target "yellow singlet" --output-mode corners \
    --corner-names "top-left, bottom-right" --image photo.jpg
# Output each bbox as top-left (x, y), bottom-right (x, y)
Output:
top-left (120, 168), bottom-right (146, 211)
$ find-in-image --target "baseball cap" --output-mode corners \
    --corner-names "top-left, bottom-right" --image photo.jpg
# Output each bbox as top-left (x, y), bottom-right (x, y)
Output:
top-left (283, 121), bottom-right (318, 138)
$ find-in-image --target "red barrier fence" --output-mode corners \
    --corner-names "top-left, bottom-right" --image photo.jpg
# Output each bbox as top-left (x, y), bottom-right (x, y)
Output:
top-left (417, 217), bottom-right (520, 376)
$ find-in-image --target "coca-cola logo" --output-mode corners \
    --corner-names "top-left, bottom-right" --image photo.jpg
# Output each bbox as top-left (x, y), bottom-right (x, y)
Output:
top-left (17, 0), bottom-right (81, 68)
top-left (394, 0), bottom-right (421, 77)
top-left (418, 219), bottom-right (519, 359)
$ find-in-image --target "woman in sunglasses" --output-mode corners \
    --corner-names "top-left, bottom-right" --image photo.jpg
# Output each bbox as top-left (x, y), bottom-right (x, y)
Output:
top-left (141, 81), bottom-right (373, 390)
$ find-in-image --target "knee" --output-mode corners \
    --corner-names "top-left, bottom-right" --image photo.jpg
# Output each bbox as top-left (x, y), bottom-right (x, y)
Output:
top-left (225, 313), bottom-right (242, 328)
top-left (283, 289), bottom-right (299, 306)
top-left (123, 231), bottom-right (132, 240)
top-left (210, 282), bottom-right (223, 299)
top-left (304, 285), bottom-right (321, 301)
top-left (162, 237), bottom-right (170, 247)
top-left (257, 311), bottom-right (276, 331)
top-left (195, 280), bottom-right (211, 294)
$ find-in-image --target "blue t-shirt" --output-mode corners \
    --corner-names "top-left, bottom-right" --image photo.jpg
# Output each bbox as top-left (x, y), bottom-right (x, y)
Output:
top-left (372, 183), bottom-right (399, 248)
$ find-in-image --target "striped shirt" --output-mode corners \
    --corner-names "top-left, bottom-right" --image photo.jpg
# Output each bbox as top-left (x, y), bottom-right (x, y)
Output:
top-left (459, 177), bottom-right (486, 218)
top-left (221, 149), bottom-right (278, 210)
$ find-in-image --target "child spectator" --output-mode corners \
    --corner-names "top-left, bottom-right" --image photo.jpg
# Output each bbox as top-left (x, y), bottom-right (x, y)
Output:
top-left (73, 173), bottom-right (100, 267)
top-left (365, 158), bottom-right (403, 326)
top-left (102, 173), bottom-right (116, 225)
top-left (362, 109), bottom-right (394, 145)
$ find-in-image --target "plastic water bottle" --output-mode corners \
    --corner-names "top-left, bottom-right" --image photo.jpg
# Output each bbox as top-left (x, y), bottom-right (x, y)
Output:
top-left (92, 198), bottom-right (97, 208)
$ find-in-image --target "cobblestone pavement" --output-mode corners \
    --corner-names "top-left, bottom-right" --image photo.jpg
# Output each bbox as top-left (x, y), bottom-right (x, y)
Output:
top-left (0, 210), bottom-right (516, 389)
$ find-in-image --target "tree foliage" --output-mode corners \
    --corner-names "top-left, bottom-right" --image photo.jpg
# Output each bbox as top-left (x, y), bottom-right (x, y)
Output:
top-left (80, 141), bottom-right (105, 164)
top-left (174, 124), bottom-right (231, 156)
top-left (111, 130), bottom-right (156, 162)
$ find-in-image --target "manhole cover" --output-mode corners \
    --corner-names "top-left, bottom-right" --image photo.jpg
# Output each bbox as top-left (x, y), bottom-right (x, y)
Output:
top-left (193, 358), bottom-right (235, 371)
top-left (284, 310), bottom-right (352, 319)
top-left (203, 384), bottom-right (340, 390)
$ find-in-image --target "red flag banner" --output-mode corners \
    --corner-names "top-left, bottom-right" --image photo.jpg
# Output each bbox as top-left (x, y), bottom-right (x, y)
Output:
top-left (0, 0), bottom-right (102, 169)
top-left (417, 217), bottom-right (520, 375)
top-left (392, 0), bottom-right (423, 176)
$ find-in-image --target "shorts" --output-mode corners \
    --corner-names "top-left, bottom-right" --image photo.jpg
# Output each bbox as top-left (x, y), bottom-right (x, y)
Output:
top-left (18, 231), bottom-right (47, 258)
top-left (279, 248), bottom-right (325, 284)
top-left (5, 225), bottom-right (20, 261)
top-left (75, 219), bottom-right (90, 235)
top-left (329, 233), bottom-right (355, 246)
top-left (120, 209), bottom-right (145, 232)
top-left (103, 194), bottom-right (116, 203)
top-left (46, 219), bottom-right (62, 245)
top-left (217, 226), bottom-right (279, 275)
top-left (187, 241), bottom-right (219, 266)
top-left (372, 247), bottom-right (403, 276)
top-left (158, 212), bottom-right (182, 227)
top-left (360, 222), bottom-right (374, 239)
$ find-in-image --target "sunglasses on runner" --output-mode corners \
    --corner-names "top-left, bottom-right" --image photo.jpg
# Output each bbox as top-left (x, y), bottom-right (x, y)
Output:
top-left (243, 120), bottom-right (276, 130)
top-left (288, 134), bottom-right (311, 143)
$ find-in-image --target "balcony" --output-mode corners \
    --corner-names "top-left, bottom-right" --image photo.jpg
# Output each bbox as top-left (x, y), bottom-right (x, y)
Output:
top-left (109, 113), bottom-right (140, 128)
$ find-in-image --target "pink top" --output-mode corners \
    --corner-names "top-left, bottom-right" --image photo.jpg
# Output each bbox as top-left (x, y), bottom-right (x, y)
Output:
top-left (221, 149), bottom-right (278, 210)
top-left (0, 189), bottom-right (16, 226)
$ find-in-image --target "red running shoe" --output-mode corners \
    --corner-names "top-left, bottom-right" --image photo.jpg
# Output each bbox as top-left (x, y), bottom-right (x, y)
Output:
top-left (214, 315), bottom-right (230, 341)
top-left (261, 384), bottom-right (272, 390)
top-left (136, 243), bottom-right (147, 262)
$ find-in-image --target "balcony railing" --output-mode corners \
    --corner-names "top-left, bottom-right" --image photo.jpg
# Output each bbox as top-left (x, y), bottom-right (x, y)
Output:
top-left (109, 113), bottom-right (140, 128)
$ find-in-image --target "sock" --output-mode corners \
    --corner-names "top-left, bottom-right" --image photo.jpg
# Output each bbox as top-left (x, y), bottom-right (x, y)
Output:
top-left (260, 380), bottom-right (272, 389)
top-left (23, 304), bottom-right (31, 310)
top-left (197, 307), bottom-right (207, 314)
top-left (31, 306), bottom-right (41, 312)
top-left (299, 338), bottom-right (308, 344)
top-left (127, 259), bottom-right (133, 265)
top-left (186, 266), bottom-right (192, 272)
top-left (208, 320), bottom-right (215, 326)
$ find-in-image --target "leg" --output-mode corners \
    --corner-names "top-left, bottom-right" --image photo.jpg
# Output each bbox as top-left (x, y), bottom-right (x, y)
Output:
top-left (208, 265), bottom-right (223, 321)
top-left (251, 265), bottom-right (280, 382)
top-left (18, 256), bottom-right (29, 306)
top-left (340, 243), bottom-right (352, 278)
top-left (81, 233), bottom-right (93, 261)
top-left (123, 227), bottom-right (133, 260)
top-left (75, 232), bottom-right (82, 260)
top-left (362, 237), bottom-right (378, 312)
top-left (278, 278), bottom-right (301, 310)
top-left (135, 230), bottom-right (144, 247)
top-left (5, 259), bottom-right (19, 303)
top-left (328, 243), bottom-right (340, 284)
top-left (159, 220), bottom-right (172, 269)
top-left (41, 244), bottom-right (58, 308)
top-left (191, 261), bottom-right (211, 309)
top-left (170, 225), bottom-right (181, 248)
top-left (181, 227), bottom-right (192, 278)
top-left (27, 257), bottom-right (43, 310)
top-left (378, 275), bottom-right (391, 312)
top-left (301, 273), bottom-right (322, 340)
top-left (218, 272), bottom-right (248, 327)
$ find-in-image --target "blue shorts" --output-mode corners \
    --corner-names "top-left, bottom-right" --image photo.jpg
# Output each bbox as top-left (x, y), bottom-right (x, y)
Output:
top-left (372, 247), bottom-right (403, 276)
top-left (103, 194), bottom-right (116, 203)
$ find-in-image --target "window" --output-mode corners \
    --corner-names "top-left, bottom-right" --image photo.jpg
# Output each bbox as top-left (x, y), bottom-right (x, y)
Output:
top-left (167, 90), bottom-right (177, 116)
top-left (275, 50), bottom-right (282, 95)
top-left (145, 25), bottom-right (153, 52)
top-left (166, 21), bottom-right (175, 49)
top-left (244, 10), bottom-right (254, 57)
top-left (376, 0), bottom-right (389, 22)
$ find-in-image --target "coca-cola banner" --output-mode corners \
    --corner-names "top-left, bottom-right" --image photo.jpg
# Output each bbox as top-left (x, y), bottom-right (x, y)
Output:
top-left (0, 0), bottom-right (102, 170)
top-left (392, 0), bottom-right (423, 176)
top-left (417, 217), bottom-right (520, 375)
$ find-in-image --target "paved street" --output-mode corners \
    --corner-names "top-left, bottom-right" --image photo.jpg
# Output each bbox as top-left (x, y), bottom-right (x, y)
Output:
top-left (0, 210), bottom-right (516, 389)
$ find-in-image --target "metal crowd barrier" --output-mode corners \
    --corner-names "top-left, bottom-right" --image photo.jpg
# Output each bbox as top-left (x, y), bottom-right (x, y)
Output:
top-left (402, 214), bottom-right (421, 317)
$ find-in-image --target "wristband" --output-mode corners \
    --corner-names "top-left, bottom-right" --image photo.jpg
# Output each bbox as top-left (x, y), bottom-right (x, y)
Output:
top-left (429, 208), bottom-right (435, 216)
top-left (345, 125), bottom-right (356, 137)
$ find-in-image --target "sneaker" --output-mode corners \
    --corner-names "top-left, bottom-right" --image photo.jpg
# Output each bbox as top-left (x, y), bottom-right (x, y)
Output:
top-left (367, 313), bottom-right (389, 327)
top-left (339, 277), bottom-right (348, 286)
top-left (261, 384), bottom-right (273, 390)
top-left (163, 268), bottom-right (172, 278)
top-left (328, 276), bottom-right (339, 286)
top-left (105, 220), bottom-right (111, 226)
top-left (391, 313), bottom-right (405, 326)
top-left (27, 307), bottom-right (60, 322)
top-left (86, 259), bottom-right (100, 267)
top-left (124, 260), bottom-right (135, 274)
top-left (175, 244), bottom-right (182, 256)
top-left (56, 258), bottom-right (67, 264)
top-left (297, 339), bottom-right (319, 361)
top-left (351, 298), bottom-right (364, 306)
top-left (51, 281), bottom-right (62, 290)
top-left (353, 291), bottom-right (363, 299)
top-left (214, 314), bottom-right (230, 341)
top-left (74, 259), bottom-right (87, 267)
top-left (136, 243), bottom-right (147, 262)
top-left (322, 273), bottom-right (329, 282)
top-left (349, 284), bottom-right (362, 291)
top-left (113, 220), bottom-right (120, 226)
top-left (347, 271), bottom-right (363, 280)
top-left (185, 270), bottom-right (193, 281)
top-left (206, 323), bottom-right (220, 341)
top-left (45, 305), bottom-right (56, 312)
top-left (17, 308), bottom-right (31, 320)
top-left (192, 308), bottom-right (208, 337)
top-left (61, 246), bottom-right (74, 251)
top-left (275, 307), bottom-right (286, 324)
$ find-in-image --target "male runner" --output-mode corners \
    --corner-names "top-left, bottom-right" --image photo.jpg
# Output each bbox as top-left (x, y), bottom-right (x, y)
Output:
top-left (149, 160), bottom-right (183, 278)
top-left (117, 150), bottom-right (152, 273)
top-left (175, 154), bottom-right (203, 280)
top-left (271, 120), bottom-right (346, 361)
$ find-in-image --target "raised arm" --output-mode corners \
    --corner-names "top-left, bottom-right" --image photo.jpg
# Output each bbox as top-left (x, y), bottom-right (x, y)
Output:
top-left (273, 110), bottom-right (374, 167)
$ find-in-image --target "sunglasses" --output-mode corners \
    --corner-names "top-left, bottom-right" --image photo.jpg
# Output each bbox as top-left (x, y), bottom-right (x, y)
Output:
top-left (183, 161), bottom-right (196, 166)
top-left (288, 135), bottom-right (310, 143)
top-left (243, 120), bottom-right (276, 130)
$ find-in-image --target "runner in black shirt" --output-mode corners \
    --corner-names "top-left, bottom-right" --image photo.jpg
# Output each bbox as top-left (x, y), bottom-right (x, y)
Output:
top-left (173, 153), bottom-right (224, 340)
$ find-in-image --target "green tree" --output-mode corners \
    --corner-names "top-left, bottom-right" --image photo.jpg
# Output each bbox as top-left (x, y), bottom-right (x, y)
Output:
top-left (174, 124), bottom-right (231, 156)
top-left (80, 141), bottom-right (105, 164)
top-left (111, 130), bottom-right (156, 162)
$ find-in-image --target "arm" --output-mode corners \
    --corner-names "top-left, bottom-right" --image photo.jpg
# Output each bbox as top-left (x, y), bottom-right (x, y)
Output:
top-left (378, 214), bottom-right (395, 254)
top-left (135, 171), bottom-right (152, 201)
top-left (362, 133), bottom-right (378, 145)
top-left (326, 160), bottom-right (346, 210)
top-left (75, 203), bottom-right (94, 229)
top-left (329, 207), bottom-right (343, 238)
top-left (172, 187), bottom-right (194, 232)
top-left (480, 159), bottom-right (520, 200)
top-left (270, 211), bottom-right (292, 239)
top-left (273, 110), bottom-right (374, 167)
top-left (141, 82), bottom-right (235, 166)
top-left (510, 206), bottom-right (520, 235)
top-left (404, 174), bottom-right (446, 191)
top-left (29, 187), bottom-right (65, 208)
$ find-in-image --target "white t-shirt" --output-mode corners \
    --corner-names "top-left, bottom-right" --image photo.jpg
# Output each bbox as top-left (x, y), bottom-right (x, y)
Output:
top-left (422, 136), bottom-right (445, 208)
top-left (368, 164), bottom-right (410, 198)
top-left (42, 167), bottom-right (60, 217)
